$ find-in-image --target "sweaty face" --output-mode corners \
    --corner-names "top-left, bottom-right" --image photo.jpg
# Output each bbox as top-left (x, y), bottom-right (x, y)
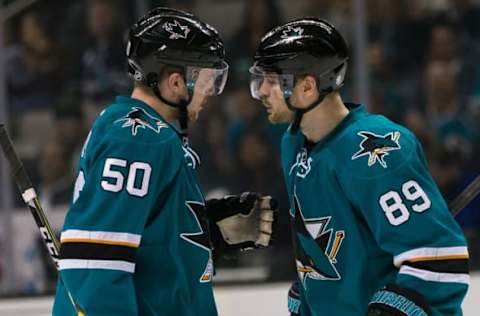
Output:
top-left (253, 72), bottom-right (294, 124)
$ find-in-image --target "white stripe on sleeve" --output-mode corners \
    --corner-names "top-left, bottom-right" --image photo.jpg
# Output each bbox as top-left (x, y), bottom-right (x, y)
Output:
top-left (393, 247), bottom-right (468, 267)
top-left (399, 265), bottom-right (469, 285)
top-left (59, 259), bottom-right (135, 273)
top-left (61, 229), bottom-right (141, 246)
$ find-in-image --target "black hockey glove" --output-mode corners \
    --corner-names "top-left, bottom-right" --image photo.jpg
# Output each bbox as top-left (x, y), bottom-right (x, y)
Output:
top-left (288, 280), bottom-right (301, 316)
top-left (367, 284), bottom-right (430, 316)
top-left (206, 192), bottom-right (277, 252)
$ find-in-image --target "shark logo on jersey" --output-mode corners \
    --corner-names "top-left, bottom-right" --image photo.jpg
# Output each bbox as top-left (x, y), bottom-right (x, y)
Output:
top-left (291, 195), bottom-right (345, 287)
top-left (180, 201), bottom-right (213, 283)
top-left (351, 131), bottom-right (401, 168)
top-left (163, 20), bottom-right (190, 39)
top-left (281, 26), bottom-right (304, 39)
top-left (115, 107), bottom-right (168, 136)
top-left (289, 148), bottom-right (312, 178)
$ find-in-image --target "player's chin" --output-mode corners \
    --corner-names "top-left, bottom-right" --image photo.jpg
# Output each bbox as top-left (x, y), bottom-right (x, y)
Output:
top-left (188, 112), bottom-right (200, 122)
top-left (268, 112), bottom-right (287, 124)
top-left (267, 113), bottom-right (280, 124)
top-left (278, 111), bottom-right (295, 124)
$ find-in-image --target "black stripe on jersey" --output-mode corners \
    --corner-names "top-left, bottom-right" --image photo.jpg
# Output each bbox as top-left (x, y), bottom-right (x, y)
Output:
top-left (404, 259), bottom-right (469, 274)
top-left (60, 242), bottom-right (136, 263)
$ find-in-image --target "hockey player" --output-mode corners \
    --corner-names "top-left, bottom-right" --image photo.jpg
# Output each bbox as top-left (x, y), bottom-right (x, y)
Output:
top-left (53, 7), bottom-right (276, 316)
top-left (249, 18), bottom-right (470, 316)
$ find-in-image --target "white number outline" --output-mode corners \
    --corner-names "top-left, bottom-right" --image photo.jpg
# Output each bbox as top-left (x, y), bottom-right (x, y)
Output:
top-left (379, 180), bottom-right (431, 226)
top-left (379, 191), bottom-right (410, 226)
top-left (126, 162), bottom-right (152, 197)
top-left (101, 158), bottom-right (152, 197)
top-left (101, 158), bottom-right (127, 192)
top-left (73, 170), bottom-right (86, 203)
top-left (402, 180), bottom-right (431, 213)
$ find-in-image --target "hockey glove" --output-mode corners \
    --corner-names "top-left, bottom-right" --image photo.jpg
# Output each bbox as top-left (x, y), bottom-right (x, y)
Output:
top-left (288, 280), bottom-right (301, 316)
top-left (206, 192), bottom-right (277, 251)
top-left (367, 284), bottom-right (430, 316)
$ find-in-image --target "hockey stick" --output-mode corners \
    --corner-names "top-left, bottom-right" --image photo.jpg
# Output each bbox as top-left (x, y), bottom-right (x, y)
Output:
top-left (0, 124), bottom-right (85, 316)
top-left (450, 174), bottom-right (480, 216)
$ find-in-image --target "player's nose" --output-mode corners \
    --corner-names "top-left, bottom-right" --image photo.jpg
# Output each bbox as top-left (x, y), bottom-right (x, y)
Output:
top-left (259, 80), bottom-right (270, 98)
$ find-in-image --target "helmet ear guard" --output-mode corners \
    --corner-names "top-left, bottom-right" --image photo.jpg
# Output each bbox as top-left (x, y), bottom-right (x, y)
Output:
top-left (127, 56), bottom-right (164, 90)
top-left (146, 73), bottom-right (159, 88)
top-left (316, 60), bottom-right (348, 93)
top-left (127, 58), bottom-right (147, 83)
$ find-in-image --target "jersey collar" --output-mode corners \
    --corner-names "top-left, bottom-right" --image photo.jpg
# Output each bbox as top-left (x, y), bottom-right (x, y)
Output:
top-left (115, 95), bottom-right (184, 134)
top-left (303, 103), bottom-right (367, 154)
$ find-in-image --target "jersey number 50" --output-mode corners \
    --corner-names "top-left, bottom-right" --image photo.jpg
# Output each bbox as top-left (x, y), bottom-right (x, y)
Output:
top-left (101, 158), bottom-right (152, 197)
top-left (379, 180), bottom-right (431, 226)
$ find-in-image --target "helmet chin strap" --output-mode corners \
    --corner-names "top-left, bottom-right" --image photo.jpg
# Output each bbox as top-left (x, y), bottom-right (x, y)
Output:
top-left (286, 92), bottom-right (328, 134)
top-left (152, 86), bottom-right (199, 166)
top-left (151, 86), bottom-right (191, 135)
top-left (144, 71), bottom-right (192, 136)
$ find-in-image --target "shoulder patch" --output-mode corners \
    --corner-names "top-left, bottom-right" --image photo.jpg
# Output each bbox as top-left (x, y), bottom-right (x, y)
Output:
top-left (114, 107), bottom-right (168, 136)
top-left (351, 131), bottom-right (401, 168)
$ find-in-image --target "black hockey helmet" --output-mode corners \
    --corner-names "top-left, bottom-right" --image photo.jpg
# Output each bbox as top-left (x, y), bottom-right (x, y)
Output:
top-left (127, 7), bottom-right (228, 131)
top-left (127, 7), bottom-right (228, 98)
top-left (250, 17), bottom-right (348, 99)
top-left (250, 17), bottom-right (349, 132)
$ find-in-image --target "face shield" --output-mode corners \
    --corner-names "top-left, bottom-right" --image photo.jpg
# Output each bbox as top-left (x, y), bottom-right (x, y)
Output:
top-left (249, 66), bottom-right (295, 100)
top-left (186, 61), bottom-right (229, 96)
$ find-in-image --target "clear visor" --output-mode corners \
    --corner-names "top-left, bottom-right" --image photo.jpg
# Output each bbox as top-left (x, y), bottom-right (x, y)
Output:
top-left (249, 66), bottom-right (294, 100)
top-left (186, 61), bottom-right (229, 96)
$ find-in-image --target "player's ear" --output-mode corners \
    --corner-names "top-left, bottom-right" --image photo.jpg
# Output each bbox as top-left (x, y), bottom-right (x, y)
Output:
top-left (167, 72), bottom-right (187, 95)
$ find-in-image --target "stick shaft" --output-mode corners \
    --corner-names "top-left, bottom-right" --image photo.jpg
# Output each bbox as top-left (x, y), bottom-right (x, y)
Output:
top-left (0, 124), bottom-right (84, 315)
top-left (450, 175), bottom-right (480, 216)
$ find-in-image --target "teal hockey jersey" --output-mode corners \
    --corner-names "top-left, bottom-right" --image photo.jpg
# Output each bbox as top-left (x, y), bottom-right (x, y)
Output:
top-left (53, 96), bottom-right (217, 316)
top-left (281, 104), bottom-right (469, 316)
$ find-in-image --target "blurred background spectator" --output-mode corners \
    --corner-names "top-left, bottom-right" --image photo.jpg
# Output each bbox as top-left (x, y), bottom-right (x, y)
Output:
top-left (226, 0), bottom-right (282, 86)
top-left (37, 141), bottom-right (74, 211)
top-left (0, 0), bottom-right (479, 296)
top-left (5, 4), bottom-right (65, 114)
top-left (75, 0), bottom-right (130, 105)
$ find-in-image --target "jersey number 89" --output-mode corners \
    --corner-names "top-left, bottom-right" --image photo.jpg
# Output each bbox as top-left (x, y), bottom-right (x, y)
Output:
top-left (379, 180), bottom-right (431, 226)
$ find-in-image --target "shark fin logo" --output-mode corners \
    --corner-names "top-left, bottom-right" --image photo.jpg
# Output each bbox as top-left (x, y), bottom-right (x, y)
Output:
top-left (292, 195), bottom-right (345, 288)
top-left (180, 201), bottom-right (213, 283)
top-left (163, 20), bottom-right (190, 39)
top-left (115, 107), bottom-right (168, 136)
top-left (351, 131), bottom-right (401, 168)
top-left (281, 26), bottom-right (304, 39)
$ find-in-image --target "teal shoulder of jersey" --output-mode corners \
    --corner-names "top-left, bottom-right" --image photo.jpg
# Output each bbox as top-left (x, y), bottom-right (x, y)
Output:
top-left (76, 96), bottom-right (186, 190)
top-left (330, 104), bottom-right (419, 179)
top-left (93, 96), bottom-right (178, 145)
top-left (80, 96), bottom-right (186, 173)
top-left (280, 104), bottom-right (419, 179)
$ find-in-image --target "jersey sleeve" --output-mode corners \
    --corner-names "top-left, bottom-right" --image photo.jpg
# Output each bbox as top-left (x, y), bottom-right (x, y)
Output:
top-left (338, 130), bottom-right (469, 315)
top-left (54, 132), bottom-right (181, 315)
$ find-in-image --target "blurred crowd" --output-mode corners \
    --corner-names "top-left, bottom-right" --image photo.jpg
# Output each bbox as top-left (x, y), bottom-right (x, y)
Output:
top-left (1, 0), bottom-right (479, 295)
